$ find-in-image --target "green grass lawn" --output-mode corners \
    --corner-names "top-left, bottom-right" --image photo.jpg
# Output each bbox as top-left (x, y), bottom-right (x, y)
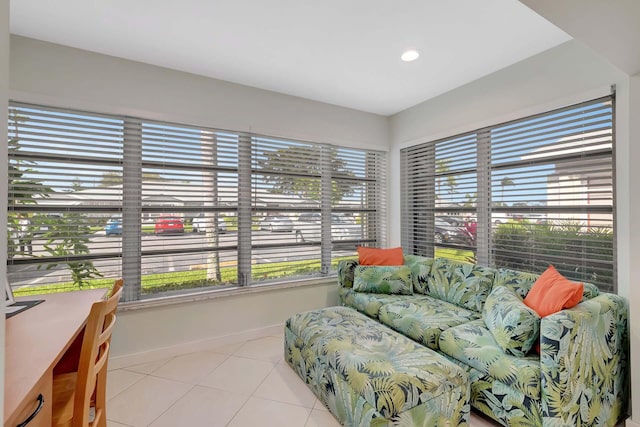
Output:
top-left (13, 256), bottom-right (357, 297)
top-left (435, 247), bottom-right (475, 263)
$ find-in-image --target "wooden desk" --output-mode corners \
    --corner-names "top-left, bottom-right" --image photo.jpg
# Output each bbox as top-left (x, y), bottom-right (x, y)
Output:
top-left (4, 289), bottom-right (107, 427)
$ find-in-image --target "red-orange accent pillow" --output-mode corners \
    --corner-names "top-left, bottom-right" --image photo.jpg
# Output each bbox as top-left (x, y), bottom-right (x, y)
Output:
top-left (357, 247), bottom-right (404, 266)
top-left (524, 265), bottom-right (584, 318)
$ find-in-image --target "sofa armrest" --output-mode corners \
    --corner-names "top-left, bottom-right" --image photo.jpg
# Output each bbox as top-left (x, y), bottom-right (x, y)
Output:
top-left (337, 259), bottom-right (359, 288)
top-left (539, 293), bottom-right (629, 426)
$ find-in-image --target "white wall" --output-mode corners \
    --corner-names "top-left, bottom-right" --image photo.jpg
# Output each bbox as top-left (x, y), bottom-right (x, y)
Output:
top-left (112, 281), bottom-right (338, 358)
top-left (389, 39), bottom-right (638, 421)
top-left (627, 72), bottom-right (640, 426)
top-left (9, 36), bottom-right (388, 151)
top-left (0, 0), bottom-right (8, 422)
top-left (8, 36), bottom-right (384, 357)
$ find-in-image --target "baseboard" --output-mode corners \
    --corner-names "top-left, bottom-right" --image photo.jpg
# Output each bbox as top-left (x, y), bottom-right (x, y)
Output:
top-left (626, 418), bottom-right (640, 427)
top-left (108, 322), bottom-right (283, 370)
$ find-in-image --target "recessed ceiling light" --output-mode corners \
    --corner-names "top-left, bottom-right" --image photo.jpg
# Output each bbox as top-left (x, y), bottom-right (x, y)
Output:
top-left (401, 48), bottom-right (420, 62)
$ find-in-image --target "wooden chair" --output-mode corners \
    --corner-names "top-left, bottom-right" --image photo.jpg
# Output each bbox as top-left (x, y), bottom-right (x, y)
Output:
top-left (52, 281), bottom-right (123, 427)
top-left (110, 278), bottom-right (123, 298)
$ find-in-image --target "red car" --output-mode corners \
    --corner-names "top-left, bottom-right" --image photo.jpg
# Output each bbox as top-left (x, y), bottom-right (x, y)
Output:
top-left (154, 216), bottom-right (184, 234)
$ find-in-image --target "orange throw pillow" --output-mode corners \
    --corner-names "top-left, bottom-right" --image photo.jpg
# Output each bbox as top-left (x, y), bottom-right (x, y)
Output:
top-left (524, 265), bottom-right (584, 318)
top-left (357, 247), bottom-right (404, 266)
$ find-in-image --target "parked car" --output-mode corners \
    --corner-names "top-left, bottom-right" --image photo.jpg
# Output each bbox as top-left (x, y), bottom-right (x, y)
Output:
top-left (434, 218), bottom-right (473, 245)
top-left (104, 214), bottom-right (122, 236)
top-left (295, 212), bottom-right (362, 243)
top-left (154, 216), bottom-right (184, 234)
top-left (192, 213), bottom-right (227, 233)
top-left (260, 215), bottom-right (294, 232)
top-left (439, 215), bottom-right (466, 227)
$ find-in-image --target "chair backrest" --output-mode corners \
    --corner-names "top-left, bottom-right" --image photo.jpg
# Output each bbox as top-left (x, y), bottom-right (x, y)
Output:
top-left (110, 278), bottom-right (123, 298)
top-left (72, 282), bottom-right (122, 427)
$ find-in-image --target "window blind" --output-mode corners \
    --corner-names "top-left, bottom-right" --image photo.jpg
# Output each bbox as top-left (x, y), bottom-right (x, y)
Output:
top-left (251, 136), bottom-right (386, 281)
top-left (8, 103), bottom-right (124, 295)
top-left (7, 102), bottom-right (387, 298)
top-left (401, 95), bottom-right (615, 292)
top-left (490, 97), bottom-right (614, 291)
top-left (401, 132), bottom-right (478, 260)
top-left (136, 120), bottom-right (240, 296)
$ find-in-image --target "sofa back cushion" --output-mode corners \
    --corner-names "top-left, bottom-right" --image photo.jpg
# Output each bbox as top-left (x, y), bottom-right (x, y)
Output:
top-left (483, 285), bottom-right (540, 356)
top-left (493, 268), bottom-right (539, 299)
top-left (403, 255), bottom-right (435, 294)
top-left (426, 258), bottom-right (495, 312)
top-left (353, 265), bottom-right (413, 295)
top-left (494, 267), bottom-right (600, 301)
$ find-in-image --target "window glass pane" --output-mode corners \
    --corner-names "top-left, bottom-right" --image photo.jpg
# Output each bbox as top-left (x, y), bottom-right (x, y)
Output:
top-left (401, 96), bottom-right (615, 291)
top-left (8, 104), bottom-right (123, 296)
top-left (7, 103), bottom-right (386, 299)
top-left (140, 122), bottom-right (239, 293)
top-left (401, 133), bottom-right (477, 262)
top-left (490, 99), bottom-right (614, 291)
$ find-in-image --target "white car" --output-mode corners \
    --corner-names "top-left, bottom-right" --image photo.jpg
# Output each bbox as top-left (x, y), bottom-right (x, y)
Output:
top-left (260, 215), bottom-right (294, 232)
top-left (192, 213), bottom-right (227, 233)
top-left (294, 213), bottom-right (362, 243)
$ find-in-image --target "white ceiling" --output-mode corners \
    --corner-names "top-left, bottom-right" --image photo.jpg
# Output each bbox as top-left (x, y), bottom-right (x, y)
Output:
top-left (10, 0), bottom-right (570, 116)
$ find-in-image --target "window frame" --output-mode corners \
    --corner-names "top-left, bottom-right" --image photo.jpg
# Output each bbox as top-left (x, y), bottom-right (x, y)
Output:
top-left (401, 94), bottom-right (616, 291)
top-left (7, 101), bottom-right (387, 302)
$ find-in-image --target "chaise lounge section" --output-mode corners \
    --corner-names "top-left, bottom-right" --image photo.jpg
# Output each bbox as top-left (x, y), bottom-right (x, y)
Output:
top-left (336, 255), bottom-right (628, 426)
top-left (285, 306), bottom-right (471, 426)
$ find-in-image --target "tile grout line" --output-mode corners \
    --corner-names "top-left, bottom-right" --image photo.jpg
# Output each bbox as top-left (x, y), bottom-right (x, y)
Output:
top-left (144, 383), bottom-right (198, 427)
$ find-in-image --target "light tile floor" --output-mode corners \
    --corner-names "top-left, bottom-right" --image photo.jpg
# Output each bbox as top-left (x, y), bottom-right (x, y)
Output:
top-left (106, 334), bottom-right (500, 427)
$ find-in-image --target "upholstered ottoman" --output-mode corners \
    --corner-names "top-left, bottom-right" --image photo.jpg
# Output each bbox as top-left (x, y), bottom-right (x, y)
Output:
top-left (284, 306), bottom-right (470, 427)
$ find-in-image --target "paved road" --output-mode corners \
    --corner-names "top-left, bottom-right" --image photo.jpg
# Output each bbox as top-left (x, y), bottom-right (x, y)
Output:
top-left (9, 230), bottom-right (351, 288)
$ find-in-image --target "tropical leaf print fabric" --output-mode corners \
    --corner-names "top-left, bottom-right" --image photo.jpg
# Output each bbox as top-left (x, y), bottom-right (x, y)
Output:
top-left (407, 257), bottom-right (434, 294)
top-left (539, 294), bottom-right (628, 426)
top-left (334, 255), bottom-right (627, 426)
top-left (353, 265), bottom-right (413, 295)
top-left (378, 297), bottom-right (480, 350)
top-left (426, 259), bottom-right (495, 312)
top-left (339, 287), bottom-right (413, 319)
top-left (285, 306), bottom-right (470, 426)
top-left (338, 259), bottom-right (359, 288)
top-left (482, 285), bottom-right (540, 357)
top-left (439, 319), bottom-right (541, 400)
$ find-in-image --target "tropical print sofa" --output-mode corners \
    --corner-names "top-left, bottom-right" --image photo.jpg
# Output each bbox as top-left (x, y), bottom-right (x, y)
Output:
top-left (337, 255), bottom-right (629, 426)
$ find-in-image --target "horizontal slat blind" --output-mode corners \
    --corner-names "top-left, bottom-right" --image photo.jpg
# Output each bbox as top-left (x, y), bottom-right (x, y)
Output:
top-left (251, 136), bottom-right (385, 281)
top-left (490, 97), bottom-right (614, 291)
top-left (401, 133), bottom-right (477, 260)
top-left (8, 103), bottom-right (123, 294)
top-left (401, 95), bottom-right (615, 292)
top-left (7, 102), bottom-right (387, 298)
top-left (137, 120), bottom-right (240, 294)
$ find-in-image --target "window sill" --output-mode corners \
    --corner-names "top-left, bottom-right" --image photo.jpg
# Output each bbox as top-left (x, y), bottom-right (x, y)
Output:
top-left (117, 275), bottom-right (338, 312)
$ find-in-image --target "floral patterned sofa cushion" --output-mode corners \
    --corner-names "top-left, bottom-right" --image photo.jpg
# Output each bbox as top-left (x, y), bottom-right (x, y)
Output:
top-left (439, 319), bottom-right (541, 399)
top-left (339, 287), bottom-right (416, 319)
top-left (482, 285), bottom-right (540, 357)
top-left (426, 258), bottom-right (496, 312)
top-left (378, 296), bottom-right (481, 350)
top-left (353, 265), bottom-right (413, 295)
top-left (404, 255), bottom-right (435, 294)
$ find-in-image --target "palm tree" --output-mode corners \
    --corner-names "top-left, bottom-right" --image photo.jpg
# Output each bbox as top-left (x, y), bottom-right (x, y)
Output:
top-left (436, 159), bottom-right (457, 198)
top-left (500, 177), bottom-right (514, 204)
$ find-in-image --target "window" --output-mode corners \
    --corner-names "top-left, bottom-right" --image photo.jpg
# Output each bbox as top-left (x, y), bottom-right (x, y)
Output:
top-left (7, 102), bottom-right (386, 300)
top-left (401, 95), bottom-right (615, 292)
